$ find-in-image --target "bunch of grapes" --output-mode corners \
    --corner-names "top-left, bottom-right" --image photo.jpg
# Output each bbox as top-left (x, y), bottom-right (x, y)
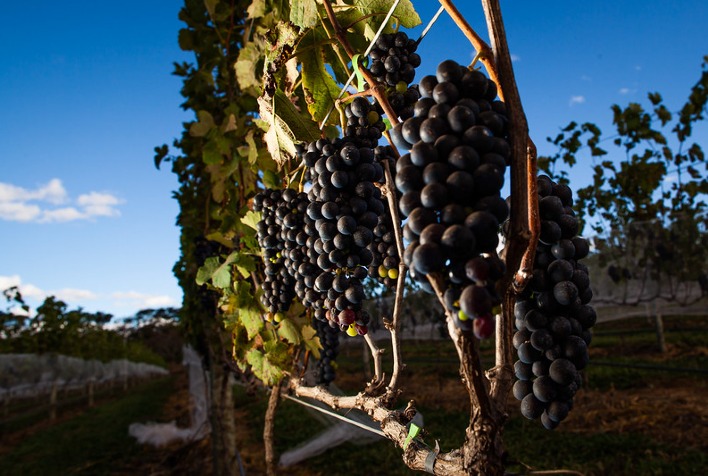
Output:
top-left (367, 31), bottom-right (422, 119)
top-left (512, 175), bottom-right (596, 429)
top-left (299, 135), bottom-right (392, 335)
top-left (344, 97), bottom-right (386, 149)
top-left (313, 316), bottom-right (340, 385)
top-left (392, 59), bottom-right (511, 338)
top-left (253, 189), bottom-right (298, 317)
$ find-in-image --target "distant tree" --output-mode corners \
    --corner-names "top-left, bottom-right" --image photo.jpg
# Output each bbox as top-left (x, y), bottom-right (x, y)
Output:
top-left (540, 56), bottom-right (708, 305)
top-left (0, 289), bottom-right (164, 365)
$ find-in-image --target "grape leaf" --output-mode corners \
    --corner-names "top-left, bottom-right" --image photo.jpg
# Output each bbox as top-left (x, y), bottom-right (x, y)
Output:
top-left (290, 0), bottom-right (318, 29)
top-left (273, 89), bottom-right (321, 143)
top-left (190, 110), bottom-right (215, 137)
top-left (257, 96), bottom-right (297, 166)
top-left (196, 255), bottom-right (233, 288)
top-left (240, 306), bottom-right (263, 339)
top-left (241, 210), bottom-right (262, 231)
top-left (351, 0), bottom-right (421, 32)
top-left (298, 28), bottom-right (342, 123)
top-left (235, 43), bottom-right (263, 94)
top-left (246, 349), bottom-right (283, 385)
top-left (277, 318), bottom-right (301, 345)
top-left (204, 0), bottom-right (218, 17)
top-left (300, 325), bottom-right (321, 359)
top-left (246, 0), bottom-right (266, 19)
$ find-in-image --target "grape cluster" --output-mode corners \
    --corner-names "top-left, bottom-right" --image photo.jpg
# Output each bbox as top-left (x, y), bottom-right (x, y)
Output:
top-left (299, 136), bottom-right (393, 335)
top-left (314, 316), bottom-right (340, 384)
top-left (344, 97), bottom-right (386, 148)
top-left (253, 188), bottom-right (297, 316)
top-left (512, 175), bottom-right (596, 429)
top-left (393, 59), bottom-right (511, 338)
top-left (367, 31), bottom-right (422, 120)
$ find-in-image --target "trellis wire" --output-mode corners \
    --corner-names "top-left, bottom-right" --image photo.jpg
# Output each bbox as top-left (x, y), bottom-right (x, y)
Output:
top-left (318, 2), bottom-right (445, 129)
top-left (282, 393), bottom-right (386, 437)
top-left (319, 0), bottom-right (402, 129)
top-left (417, 5), bottom-right (445, 44)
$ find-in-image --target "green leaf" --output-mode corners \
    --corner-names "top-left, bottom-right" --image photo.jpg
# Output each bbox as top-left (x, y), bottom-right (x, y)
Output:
top-left (235, 43), bottom-right (263, 94)
top-left (233, 253), bottom-right (256, 278)
top-left (240, 306), bottom-right (263, 339)
top-left (246, 349), bottom-right (283, 385)
top-left (262, 169), bottom-right (281, 189)
top-left (277, 318), bottom-right (301, 345)
top-left (177, 29), bottom-right (195, 51)
top-left (273, 89), bottom-right (321, 143)
top-left (202, 141), bottom-right (223, 165)
top-left (299, 28), bottom-right (342, 123)
top-left (300, 324), bottom-right (321, 359)
top-left (195, 251), bottom-right (252, 288)
top-left (290, 0), bottom-right (319, 29)
top-left (246, 0), bottom-right (266, 19)
top-left (241, 210), bottom-right (262, 231)
top-left (196, 256), bottom-right (232, 288)
top-left (351, 0), bottom-right (421, 31)
top-left (204, 0), bottom-right (219, 17)
top-left (190, 110), bottom-right (215, 137)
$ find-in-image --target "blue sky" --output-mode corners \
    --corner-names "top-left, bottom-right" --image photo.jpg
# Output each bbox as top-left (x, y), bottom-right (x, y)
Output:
top-left (1, 1), bottom-right (706, 318)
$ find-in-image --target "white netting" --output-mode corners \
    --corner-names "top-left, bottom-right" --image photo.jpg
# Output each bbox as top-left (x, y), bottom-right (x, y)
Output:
top-left (128, 346), bottom-right (209, 447)
top-left (0, 353), bottom-right (168, 400)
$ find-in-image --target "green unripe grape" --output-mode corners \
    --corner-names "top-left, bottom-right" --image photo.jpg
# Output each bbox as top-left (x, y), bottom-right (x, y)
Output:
top-left (395, 81), bottom-right (408, 93)
top-left (388, 268), bottom-right (399, 279)
top-left (346, 324), bottom-right (358, 337)
top-left (367, 110), bottom-right (380, 124)
top-left (458, 310), bottom-right (470, 321)
top-left (378, 264), bottom-right (388, 278)
top-left (274, 312), bottom-right (284, 323)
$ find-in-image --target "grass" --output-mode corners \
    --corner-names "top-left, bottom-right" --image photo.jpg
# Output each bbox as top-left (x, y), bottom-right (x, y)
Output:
top-left (0, 377), bottom-right (174, 476)
top-left (230, 314), bottom-right (707, 475)
top-left (1, 314), bottom-right (705, 475)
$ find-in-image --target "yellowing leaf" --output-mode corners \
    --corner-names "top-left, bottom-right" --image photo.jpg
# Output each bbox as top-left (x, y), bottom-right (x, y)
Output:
top-left (298, 28), bottom-right (342, 123)
top-left (246, 349), bottom-right (283, 385)
top-left (290, 0), bottom-right (319, 29)
top-left (300, 325), bottom-right (321, 359)
top-left (240, 306), bottom-right (263, 339)
top-left (190, 110), bottom-right (215, 137)
top-left (235, 43), bottom-right (263, 94)
top-left (241, 210), bottom-right (262, 231)
top-left (277, 318), bottom-right (301, 345)
top-left (258, 96), bottom-right (297, 166)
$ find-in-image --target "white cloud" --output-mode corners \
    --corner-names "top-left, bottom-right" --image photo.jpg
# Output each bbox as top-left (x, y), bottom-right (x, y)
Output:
top-left (77, 192), bottom-right (122, 217)
top-left (569, 95), bottom-right (586, 106)
top-left (510, 54), bottom-right (521, 62)
top-left (0, 201), bottom-right (41, 222)
top-left (0, 274), bottom-right (97, 303)
top-left (0, 179), bottom-right (123, 223)
top-left (111, 291), bottom-right (177, 309)
top-left (581, 75), bottom-right (592, 82)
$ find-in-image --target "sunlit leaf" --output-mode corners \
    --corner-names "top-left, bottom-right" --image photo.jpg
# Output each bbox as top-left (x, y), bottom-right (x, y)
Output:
top-left (290, 0), bottom-right (318, 29)
top-left (277, 318), bottom-right (301, 345)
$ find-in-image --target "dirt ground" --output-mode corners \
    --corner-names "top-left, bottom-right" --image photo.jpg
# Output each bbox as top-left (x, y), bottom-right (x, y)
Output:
top-left (3, 341), bottom-right (705, 475)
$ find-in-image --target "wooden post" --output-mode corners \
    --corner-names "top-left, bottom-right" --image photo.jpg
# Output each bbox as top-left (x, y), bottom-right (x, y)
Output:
top-left (88, 380), bottom-right (95, 407)
top-left (652, 300), bottom-right (667, 353)
top-left (50, 383), bottom-right (58, 420)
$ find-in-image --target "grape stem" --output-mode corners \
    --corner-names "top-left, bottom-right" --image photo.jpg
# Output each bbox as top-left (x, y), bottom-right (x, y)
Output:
top-left (363, 333), bottom-right (385, 385)
top-left (321, 0), bottom-right (401, 125)
top-left (478, 0), bottom-right (540, 407)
